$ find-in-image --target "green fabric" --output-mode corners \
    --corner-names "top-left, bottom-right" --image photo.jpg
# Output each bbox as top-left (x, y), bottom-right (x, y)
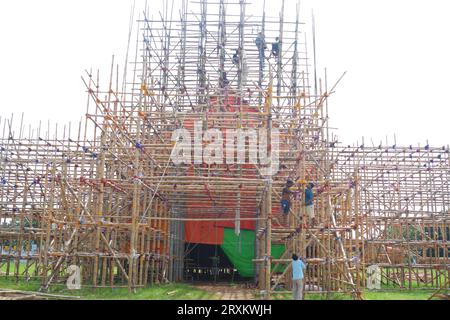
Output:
top-left (221, 228), bottom-right (285, 277)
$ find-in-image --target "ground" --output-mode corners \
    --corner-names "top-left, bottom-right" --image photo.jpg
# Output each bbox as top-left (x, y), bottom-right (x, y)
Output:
top-left (0, 277), bottom-right (442, 300)
top-left (194, 283), bottom-right (255, 300)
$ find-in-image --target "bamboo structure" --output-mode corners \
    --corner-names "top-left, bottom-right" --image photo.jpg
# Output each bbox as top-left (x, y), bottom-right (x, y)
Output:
top-left (333, 143), bottom-right (450, 292)
top-left (0, 0), bottom-right (448, 299)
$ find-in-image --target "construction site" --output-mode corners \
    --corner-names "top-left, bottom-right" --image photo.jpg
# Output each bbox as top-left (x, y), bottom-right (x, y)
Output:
top-left (0, 0), bottom-right (449, 300)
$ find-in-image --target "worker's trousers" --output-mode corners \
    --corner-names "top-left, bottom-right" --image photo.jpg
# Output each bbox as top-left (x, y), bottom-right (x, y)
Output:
top-left (292, 279), bottom-right (304, 300)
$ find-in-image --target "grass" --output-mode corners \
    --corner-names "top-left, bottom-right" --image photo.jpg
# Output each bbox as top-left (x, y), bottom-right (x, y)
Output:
top-left (0, 277), bottom-right (219, 300)
top-left (0, 277), bottom-right (41, 292)
top-left (271, 290), bottom-right (436, 300)
top-left (54, 283), bottom-right (219, 300)
top-left (0, 266), bottom-right (442, 300)
top-left (0, 276), bottom-right (439, 300)
top-left (363, 290), bottom-right (434, 300)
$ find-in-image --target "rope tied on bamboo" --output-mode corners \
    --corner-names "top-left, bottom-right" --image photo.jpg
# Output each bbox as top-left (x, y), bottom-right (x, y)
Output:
top-left (135, 141), bottom-right (144, 151)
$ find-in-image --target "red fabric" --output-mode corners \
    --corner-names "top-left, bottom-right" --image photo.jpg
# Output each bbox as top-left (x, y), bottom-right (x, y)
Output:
top-left (184, 221), bottom-right (224, 245)
top-left (215, 220), bottom-right (255, 231)
top-left (181, 96), bottom-right (260, 243)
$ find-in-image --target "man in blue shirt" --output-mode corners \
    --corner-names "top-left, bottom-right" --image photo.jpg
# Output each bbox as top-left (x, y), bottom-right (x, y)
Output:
top-left (255, 32), bottom-right (266, 60)
top-left (292, 254), bottom-right (307, 300)
top-left (305, 183), bottom-right (315, 227)
top-left (271, 37), bottom-right (280, 58)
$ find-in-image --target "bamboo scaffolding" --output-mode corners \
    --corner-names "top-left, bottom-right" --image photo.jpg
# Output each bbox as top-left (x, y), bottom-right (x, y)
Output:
top-left (0, 0), bottom-right (448, 299)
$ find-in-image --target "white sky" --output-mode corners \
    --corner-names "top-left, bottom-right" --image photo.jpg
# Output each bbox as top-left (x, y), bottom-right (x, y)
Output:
top-left (0, 0), bottom-right (448, 146)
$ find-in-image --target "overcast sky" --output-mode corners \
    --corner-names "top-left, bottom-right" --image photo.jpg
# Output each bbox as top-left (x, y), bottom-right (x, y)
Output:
top-left (0, 0), bottom-right (448, 146)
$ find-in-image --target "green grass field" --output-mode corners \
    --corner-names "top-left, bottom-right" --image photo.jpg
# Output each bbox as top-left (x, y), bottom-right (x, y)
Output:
top-left (0, 277), bottom-right (219, 300)
top-left (2, 261), bottom-right (445, 300)
top-left (272, 290), bottom-right (436, 300)
top-left (0, 276), bottom-right (440, 300)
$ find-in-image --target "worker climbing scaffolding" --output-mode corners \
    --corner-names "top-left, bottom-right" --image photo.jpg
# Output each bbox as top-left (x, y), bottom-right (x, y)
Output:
top-left (281, 179), bottom-right (294, 217)
top-left (255, 32), bottom-right (266, 60)
top-left (232, 49), bottom-right (240, 66)
top-left (271, 37), bottom-right (280, 59)
top-left (280, 179), bottom-right (305, 227)
top-left (305, 182), bottom-right (315, 227)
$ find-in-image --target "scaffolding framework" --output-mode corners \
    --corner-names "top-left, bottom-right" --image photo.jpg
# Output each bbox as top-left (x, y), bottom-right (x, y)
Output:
top-left (0, 0), bottom-right (448, 299)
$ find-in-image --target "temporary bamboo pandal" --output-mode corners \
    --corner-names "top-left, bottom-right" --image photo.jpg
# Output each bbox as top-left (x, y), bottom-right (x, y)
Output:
top-left (0, 0), bottom-right (448, 299)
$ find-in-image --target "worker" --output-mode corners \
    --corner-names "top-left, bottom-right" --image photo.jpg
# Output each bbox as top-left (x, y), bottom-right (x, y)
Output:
top-left (292, 253), bottom-right (307, 300)
top-left (255, 32), bottom-right (266, 59)
top-left (220, 71), bottom-right (230, 87)
top-left (305, 182), bottom-right (315, 226)
top-left (281, 179), bottom-right (295, 216)
top-left (271, 37), bottom-right (280, 58)
top-left (232, 49), bottom-right (240, 66)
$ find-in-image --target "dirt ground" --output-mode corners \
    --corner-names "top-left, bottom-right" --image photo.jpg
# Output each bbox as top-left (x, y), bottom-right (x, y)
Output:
top-left (193, 283), bottom-right (257, 300)
top-left (0, 290), bottom-right (41, 300)
top-left (0, 289), bottom-right (78, 300)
